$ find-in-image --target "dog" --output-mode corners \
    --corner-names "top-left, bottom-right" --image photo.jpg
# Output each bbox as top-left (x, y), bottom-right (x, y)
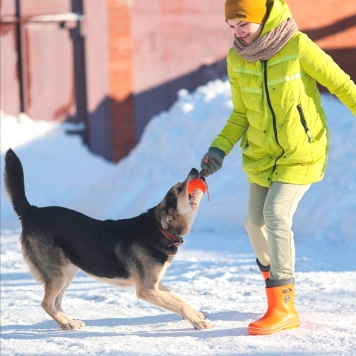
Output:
top-left (4, 149), bottom-right (212, 330)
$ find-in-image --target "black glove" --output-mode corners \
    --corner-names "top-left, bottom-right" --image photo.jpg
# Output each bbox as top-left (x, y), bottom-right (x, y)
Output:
top-left (200, 147), bottom-right (225, 177)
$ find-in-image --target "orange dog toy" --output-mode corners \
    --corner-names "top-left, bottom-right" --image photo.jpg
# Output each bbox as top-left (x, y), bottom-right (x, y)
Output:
top-left (188, 177), bottom-right (207, 209)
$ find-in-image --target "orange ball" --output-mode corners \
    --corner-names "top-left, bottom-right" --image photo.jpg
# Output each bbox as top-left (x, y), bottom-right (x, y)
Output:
top-left (188, 178), bottom-right (207, 195)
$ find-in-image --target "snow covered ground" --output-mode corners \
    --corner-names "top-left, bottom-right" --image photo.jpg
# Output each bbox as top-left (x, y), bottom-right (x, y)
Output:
top-left (1, 79), bottom-right (356, 355)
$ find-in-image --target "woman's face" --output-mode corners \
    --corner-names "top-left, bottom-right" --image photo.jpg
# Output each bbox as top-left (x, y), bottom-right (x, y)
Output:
top-left (226, 19), bottom-right (263, 44)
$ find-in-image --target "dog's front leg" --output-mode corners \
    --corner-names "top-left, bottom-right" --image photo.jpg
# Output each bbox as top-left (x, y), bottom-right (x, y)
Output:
top-left (158, 283), bottom-right (207, 321)
top-left (136, 283), bottom-right (212, 330)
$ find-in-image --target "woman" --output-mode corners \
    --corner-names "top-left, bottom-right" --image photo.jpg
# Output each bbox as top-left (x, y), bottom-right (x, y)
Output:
top-left (200, 0), bottom-right (356, 335)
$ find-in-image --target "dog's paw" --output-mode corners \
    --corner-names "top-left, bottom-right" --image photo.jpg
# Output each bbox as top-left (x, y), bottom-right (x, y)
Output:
top-left (193, 319), bottom-right (213, 330)
top-left (61, 320), bottom-right (85, 330)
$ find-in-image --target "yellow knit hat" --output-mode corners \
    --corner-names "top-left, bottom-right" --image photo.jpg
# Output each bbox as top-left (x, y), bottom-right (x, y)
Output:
top-left (225, 0), bottom-right (268, 24)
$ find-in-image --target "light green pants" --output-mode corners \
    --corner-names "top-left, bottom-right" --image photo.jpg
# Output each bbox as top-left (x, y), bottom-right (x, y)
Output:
top-left (244, 182), bottom-right (311, 280)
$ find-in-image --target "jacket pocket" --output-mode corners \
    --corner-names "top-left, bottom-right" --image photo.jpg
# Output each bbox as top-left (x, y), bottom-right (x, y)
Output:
top-left (296, 104), bottom-right (313, 143)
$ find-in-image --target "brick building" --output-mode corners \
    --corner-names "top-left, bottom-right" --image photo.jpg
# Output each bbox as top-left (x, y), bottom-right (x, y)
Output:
top-left (1, 0), bottom-right (355, 162)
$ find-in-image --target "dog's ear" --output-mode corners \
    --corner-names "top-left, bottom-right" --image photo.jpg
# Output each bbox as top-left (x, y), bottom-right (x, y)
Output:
top-left (161, 213), bottom-right (173, 230)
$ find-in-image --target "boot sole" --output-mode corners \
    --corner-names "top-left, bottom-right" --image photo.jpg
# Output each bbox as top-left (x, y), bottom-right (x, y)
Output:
top-left (248, 319), bottom-right (300, 335)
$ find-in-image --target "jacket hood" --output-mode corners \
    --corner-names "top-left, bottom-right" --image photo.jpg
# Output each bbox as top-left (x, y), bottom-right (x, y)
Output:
top-left (261, 0), bottom-right (292, 36)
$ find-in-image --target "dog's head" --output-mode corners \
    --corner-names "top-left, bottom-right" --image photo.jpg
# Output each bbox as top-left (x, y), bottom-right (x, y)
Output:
top-left (156, 168), bottom-right (202, 237)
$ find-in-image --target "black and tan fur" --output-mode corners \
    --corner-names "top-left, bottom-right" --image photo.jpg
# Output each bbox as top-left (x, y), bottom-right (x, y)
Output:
top-left (4, 149), bottom-right (212, 330)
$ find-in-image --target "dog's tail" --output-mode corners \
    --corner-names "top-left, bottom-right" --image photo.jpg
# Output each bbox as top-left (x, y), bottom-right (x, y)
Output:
top-left (4, 149), bottom-right (31, 219)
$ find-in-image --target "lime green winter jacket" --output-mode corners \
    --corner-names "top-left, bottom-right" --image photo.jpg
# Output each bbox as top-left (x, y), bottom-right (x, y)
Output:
top-left (211, 0), bottom-right (356, 187)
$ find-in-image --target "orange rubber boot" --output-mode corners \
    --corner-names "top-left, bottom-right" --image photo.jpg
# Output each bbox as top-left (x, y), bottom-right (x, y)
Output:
top-left (260, 270), bottom-right (270, 280)
top-left (248, 284), bottom-right (299, 335)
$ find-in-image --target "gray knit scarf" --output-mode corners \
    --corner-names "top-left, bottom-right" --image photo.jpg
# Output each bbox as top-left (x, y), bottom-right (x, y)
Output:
top-left (233, 17), bottom-right (298, 62)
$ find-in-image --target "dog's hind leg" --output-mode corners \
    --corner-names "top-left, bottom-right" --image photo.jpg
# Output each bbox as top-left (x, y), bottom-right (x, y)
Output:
top-left (54, 265), bottom-right (85, 329)
top-left (41, 266), bottom-right (84, 330)
top-left (22, 239), bottom-right (85, 330)
top-left (54, 263), bottom-right (79, 313)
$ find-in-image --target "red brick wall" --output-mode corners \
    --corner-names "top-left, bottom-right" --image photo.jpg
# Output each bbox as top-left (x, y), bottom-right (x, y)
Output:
top-left (130, 0), bottom-right (231, 93)
top-left (107, 0), bottom-right (135, 162)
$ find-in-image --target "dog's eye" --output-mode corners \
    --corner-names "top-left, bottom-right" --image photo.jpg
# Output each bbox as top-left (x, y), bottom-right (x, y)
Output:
top-left (177, 185), bottom-right (183, 194)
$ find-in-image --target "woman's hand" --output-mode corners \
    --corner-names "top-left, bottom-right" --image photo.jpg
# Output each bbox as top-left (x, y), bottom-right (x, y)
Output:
top-left (200, 148), bottom-right (225, 177)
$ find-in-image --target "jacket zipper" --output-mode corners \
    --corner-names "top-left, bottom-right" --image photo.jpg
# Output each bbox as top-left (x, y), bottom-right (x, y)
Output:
top-left (262, 60), bottom-right (285, 173)
top-left (296, 104), bottom-right (312, 143)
